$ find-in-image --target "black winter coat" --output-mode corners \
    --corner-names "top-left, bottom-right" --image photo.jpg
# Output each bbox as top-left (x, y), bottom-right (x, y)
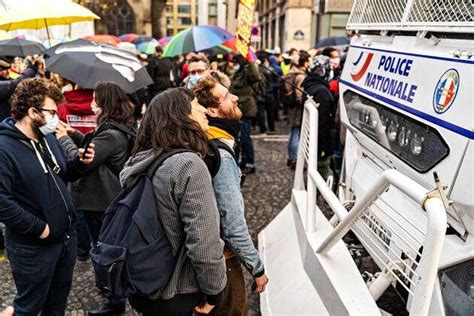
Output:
top-left (302, 73), bottom-right (337, 158)
top-left (59, 123), bottom-right (134, 212)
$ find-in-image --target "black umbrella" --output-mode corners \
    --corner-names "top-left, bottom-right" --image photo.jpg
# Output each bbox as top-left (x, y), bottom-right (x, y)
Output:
top-left (0, 38), bottom-right (45, 57)
top-left (44, 39), bottom-right (152, 94)
top-left (315, 36), bottom-right (350, 48)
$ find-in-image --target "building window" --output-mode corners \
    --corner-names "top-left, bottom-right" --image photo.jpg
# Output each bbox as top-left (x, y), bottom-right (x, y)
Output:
top-left (167, 17), bottom-right (173, 28)
top-left (178, 5), bottom-right (191, 14)
top-left (209, 3), bottom-right (217, 16)
top-left (178, 17), bottom-right (193, 26)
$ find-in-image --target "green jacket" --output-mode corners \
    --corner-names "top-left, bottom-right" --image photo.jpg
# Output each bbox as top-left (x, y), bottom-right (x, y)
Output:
top-left (230, 63), bottom-right (262, 118)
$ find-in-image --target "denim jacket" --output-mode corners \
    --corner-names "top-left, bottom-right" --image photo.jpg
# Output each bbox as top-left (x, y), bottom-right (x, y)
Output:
top-left (212, 146), bottom-right (264, 276)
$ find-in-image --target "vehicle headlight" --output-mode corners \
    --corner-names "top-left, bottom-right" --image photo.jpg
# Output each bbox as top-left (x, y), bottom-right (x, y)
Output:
top-left (438, 259), bottom-right (474, 316)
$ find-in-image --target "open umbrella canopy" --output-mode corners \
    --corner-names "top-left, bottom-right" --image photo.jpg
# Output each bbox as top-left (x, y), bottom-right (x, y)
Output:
top-left (15, 34), bottom-right (42, 43)
top-left (315, 36), bottom-right (350, 49)
top-left (221, 37), bottom-right (257, 62)
top-left (202, 45), bottom-right (233, 57)
top-left (119, 33), bottom-right (138, 43)
top-left (137, 41), bottom-right (157, 55)
top-left (0, 38), bottom-right (45, 57)
top-left (44, 39), bottom-right (152, 94)
top-left (117, 42), bottom-right (139, 56)
top-left (133, 35), bottom-right (157, 46)
top-left (0, 0), bottom-right (99, 31)
top-left (158, 36), bottom-right (172, 47)
top-left (84, 35), bottom-right (122, 46)
top-left (163, 25), bottom-right (233, 57)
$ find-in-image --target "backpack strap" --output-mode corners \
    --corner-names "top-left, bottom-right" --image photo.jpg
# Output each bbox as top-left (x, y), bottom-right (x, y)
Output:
top-left (211, 139), bottom-right (237, 164)
top-left (145, 149), bottom-right (194, 179)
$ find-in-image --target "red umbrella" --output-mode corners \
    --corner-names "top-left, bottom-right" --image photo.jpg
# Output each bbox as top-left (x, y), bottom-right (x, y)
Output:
top-left (119, 33), bottom-right (138, 43)
top-left (83, 34), bottom-right (122, 46)
top-left (221, 37), bottom-right (257, 62)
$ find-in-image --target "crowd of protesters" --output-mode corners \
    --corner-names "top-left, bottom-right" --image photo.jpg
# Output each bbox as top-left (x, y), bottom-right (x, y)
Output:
top-left (0, 40), bottom-right (347, 315)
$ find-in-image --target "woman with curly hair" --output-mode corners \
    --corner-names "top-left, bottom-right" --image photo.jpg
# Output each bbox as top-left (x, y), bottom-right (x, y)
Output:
top-left (121, 87), bottom-right (226, 316)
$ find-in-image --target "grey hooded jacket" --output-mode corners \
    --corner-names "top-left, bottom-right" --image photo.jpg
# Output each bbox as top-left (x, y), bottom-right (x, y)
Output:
top-left (119, 149), bottom-right (227, 302)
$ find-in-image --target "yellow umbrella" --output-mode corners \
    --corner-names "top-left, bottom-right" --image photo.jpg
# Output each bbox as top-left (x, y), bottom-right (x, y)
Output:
top-left (0, 0), bottom-right (99, 40)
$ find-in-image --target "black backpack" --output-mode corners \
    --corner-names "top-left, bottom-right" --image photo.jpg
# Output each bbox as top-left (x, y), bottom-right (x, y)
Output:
top-left (205, 139), bottom-right (246, 187)
top-left (90, 149), bottom-right (190, 298)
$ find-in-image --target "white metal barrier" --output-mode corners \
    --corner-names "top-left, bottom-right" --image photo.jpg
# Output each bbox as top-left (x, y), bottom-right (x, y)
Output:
top-left (347, 0), bottom-right (474, 33)
top-left (294, 98), bottom-right (448, 315)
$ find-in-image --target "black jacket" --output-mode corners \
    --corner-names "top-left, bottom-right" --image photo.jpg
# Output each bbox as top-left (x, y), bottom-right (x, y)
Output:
top-left (302, 73), bottom-right (337, 158)
top-left (147, 56), bottom-right (173, 96)
top-left (0, 69), bottom-right (36, 120)
top-left (59, 123), bottom-right (134, 212)
top-left (0, 118), bottom-right (86, 245)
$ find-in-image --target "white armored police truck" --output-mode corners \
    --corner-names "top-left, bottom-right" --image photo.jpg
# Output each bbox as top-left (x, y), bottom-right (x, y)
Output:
top-left (258, 1), bottom-right (473, 315)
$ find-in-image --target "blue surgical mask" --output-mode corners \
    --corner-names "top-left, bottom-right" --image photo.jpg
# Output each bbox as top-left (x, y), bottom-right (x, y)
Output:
top-left (187, 75), bottom-right (202, 89)
top-left (38, 113), bottom-right (59, 136)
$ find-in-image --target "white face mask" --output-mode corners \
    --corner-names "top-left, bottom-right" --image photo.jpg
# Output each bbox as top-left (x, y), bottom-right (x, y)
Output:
top-left (187, 75), bottom-right (202, 89)
top-left (38, 113), bottom-right (59, 136)
top-left (328, 70), bottom-right (335, 81)
top-left (91, 102), bottom-right (102, 116)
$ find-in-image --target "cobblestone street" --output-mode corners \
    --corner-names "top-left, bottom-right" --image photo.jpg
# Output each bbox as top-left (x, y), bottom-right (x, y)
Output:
top-left (0, 121), bottom-right (294, 315)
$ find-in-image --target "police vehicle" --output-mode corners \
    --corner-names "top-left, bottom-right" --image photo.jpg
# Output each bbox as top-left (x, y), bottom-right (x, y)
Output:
top-left (258, 1), bottom-right (473, 315)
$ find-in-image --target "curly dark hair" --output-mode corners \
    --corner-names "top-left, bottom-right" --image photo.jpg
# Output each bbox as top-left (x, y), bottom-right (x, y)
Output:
top-left (10, 78), bottom-right (64, 120)
top-left (192, 73), bottom-right (220, 109)
top-left (132, 87), bottom-right (208, 156)
top-left (94, 82), bottom-right (135, 127)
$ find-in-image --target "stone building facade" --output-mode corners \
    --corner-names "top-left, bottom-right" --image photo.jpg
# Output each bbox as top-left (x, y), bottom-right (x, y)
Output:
top-left (256, 0), bottom-right (354, 52)
top-left (77, 0), bottom-right (233, 39)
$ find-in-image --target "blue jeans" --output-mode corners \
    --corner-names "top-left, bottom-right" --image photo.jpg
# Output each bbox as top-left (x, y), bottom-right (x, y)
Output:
top-left (240, 117), bottom-right (255, 167)
top-left (6, 237), bottom-right (77, 316)
top-left (288, 127), bottom-right (300, 161)
top-left (82, 211), bottom-right (104, 248)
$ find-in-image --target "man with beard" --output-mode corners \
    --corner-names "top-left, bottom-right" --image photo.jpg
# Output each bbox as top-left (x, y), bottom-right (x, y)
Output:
top-left (0, 78), bottom-right (95, 315)
top-left (193, 73), bottom-right (268, 315)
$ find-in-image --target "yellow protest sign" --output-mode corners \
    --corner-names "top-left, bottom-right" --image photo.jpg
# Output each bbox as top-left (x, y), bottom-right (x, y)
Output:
top-left (235, 0), bottom-right (256, 58)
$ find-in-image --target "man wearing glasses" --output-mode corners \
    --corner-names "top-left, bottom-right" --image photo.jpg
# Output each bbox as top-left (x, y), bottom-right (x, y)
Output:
top-left (0, 78), bottom-right (94, 315)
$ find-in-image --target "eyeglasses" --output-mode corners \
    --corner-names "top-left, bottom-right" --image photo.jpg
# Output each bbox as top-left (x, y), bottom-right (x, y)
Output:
top-left (37, 108), bottom-right (58, 116)
top-left (189, 69), bottom-right (206, 75)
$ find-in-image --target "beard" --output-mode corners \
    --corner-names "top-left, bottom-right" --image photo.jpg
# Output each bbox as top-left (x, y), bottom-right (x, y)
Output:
top-left (219, 105), bottom-right (242, 120)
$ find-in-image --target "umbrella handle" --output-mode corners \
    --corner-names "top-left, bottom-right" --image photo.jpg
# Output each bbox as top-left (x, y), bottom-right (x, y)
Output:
top-left (44, 18), bottom-right (51, 48)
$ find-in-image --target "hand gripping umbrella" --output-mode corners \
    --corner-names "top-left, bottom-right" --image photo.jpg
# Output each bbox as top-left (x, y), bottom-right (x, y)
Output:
top-left (44, 39), bottom-right (152, 94)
